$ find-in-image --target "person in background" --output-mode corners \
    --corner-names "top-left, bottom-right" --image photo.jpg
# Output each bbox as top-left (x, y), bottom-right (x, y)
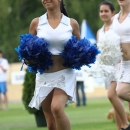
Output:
top-left (112, 0), bottom-right (130, 129)
top-left (113, 0), bottom-right (130, 101)
top-left (0, 50), bottom-right (9, 110)
top-left (75, 68), bottom-right (87, 106)
top-left (97, 1), bottom-right (129, 130)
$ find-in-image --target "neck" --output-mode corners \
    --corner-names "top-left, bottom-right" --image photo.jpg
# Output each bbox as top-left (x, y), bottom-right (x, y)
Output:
top-left (105, 21), bottom-right (112, 27)
top-left (120, 5), bottom-right (130, 15)
top-left (47, 9), bottom-right (62, 20)
top-left (103, 20), bottom-right (112, 32)
top-left (104, 20), bottom-right (112, 27)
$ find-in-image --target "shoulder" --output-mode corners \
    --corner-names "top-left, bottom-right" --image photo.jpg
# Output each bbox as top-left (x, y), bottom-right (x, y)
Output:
top-left (112, 13), bottom-right (119, 21)
top-left (96, 28), bottom-right (101, 41)
top-left (29, 13), bottom-right (47, 35)
top-left (70, 18), bottom-right (80, 39)
top-left (97, 29), bottom-right (101, 34)
top-left (2, 58), bottom-right (8, 64)
top-left (70, 18), bottom-right (79, 29)
top-left (97, 27), bottom-right (103, 33)
top-left (2, 58), bottom-right (7, 61)
top-left (30, 18), bottom-right (39, 27)
top-left (29, 17), bottom-right (39, 35)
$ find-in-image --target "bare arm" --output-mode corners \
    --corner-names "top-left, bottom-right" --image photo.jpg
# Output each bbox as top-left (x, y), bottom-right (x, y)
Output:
top-left (70, 18), bottom-right (80, 39)
top-left (96, 29), bottom-right (100, 43)
top-left (25, 18), bottom-right (39, 65)
top-left (29, 18), bottom-right (39, 35)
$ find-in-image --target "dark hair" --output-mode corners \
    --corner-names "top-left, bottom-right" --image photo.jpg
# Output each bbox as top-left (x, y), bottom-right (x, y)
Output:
top-left (99, 0), bottom-right (115, 12)
top-left (0, 50), bottom-right (2, 54)
top-left (60, 0), bottom-right (68, 17)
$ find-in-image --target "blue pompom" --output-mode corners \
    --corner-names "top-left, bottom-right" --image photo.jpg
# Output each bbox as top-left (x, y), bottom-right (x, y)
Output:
top-left (60, 36), bottom-right (100, 70)
top-left (15, 33), bottom-right (53, 74)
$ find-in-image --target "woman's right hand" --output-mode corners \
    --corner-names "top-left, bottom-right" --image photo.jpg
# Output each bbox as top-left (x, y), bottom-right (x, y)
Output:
top-left (24, 59), bottom-right (36, 65)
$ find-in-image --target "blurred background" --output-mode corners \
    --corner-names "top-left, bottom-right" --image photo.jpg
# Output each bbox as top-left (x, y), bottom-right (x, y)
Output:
top-left (0, 0), bottom-right (120, 102)
top-left (0, 1), bottom-right (126, 130)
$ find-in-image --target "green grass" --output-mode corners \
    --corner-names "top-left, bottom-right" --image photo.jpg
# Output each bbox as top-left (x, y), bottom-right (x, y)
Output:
top-left (0, 98), bottom-right (118, 130)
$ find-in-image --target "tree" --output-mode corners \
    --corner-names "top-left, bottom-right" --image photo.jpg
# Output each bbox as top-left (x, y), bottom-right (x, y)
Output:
top-left (0, 0), bottom-right (120, 63)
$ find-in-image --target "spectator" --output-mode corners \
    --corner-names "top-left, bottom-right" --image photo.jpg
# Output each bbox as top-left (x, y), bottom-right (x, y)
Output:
top-left (0, 50), bottom-right (9, 110)
top-left (75, 68), bottom-right (87, 106)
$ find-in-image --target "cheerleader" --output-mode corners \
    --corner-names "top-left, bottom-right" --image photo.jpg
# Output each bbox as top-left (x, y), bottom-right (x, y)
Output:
top-left (26, 0), bottom-right (80, 130)
top-left (97, 1), bottom-right (129, 130)
top-left (112, 0), bottom-right (130, 129)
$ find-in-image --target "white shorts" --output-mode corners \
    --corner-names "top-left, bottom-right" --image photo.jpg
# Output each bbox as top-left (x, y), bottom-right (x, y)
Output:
top-left (105, 74), bottom-right (116, 90)
top-left (29, 69), bottom-right (76, 110)
top-left (104, 64), bottom-right (119, 89)
top-left (117, 60), bottom-right (130, 89)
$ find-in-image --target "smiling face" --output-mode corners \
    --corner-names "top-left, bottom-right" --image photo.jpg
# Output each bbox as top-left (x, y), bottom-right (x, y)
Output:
top-left (117, 0), bottom-right (130, 6)
top-left (41, 0), bottom-right (61, 10)
top-left (99, 5), bottom-right (115, 22)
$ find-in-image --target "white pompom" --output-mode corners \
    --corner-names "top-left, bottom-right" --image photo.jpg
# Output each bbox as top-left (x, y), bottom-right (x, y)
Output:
top-left (97, 30), bottom-right (122, 65)
top-left (86, 30), bottom-right (121, 80)
top-left (86, 61), bottom-right (116, 78)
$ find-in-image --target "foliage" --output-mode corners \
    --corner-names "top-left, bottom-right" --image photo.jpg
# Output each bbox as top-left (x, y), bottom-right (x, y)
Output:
top-left (0, 0), bottom-right (120, 63)
top-left (64, 0), bottom-right (119, 34)
top-left (22, 70), bottom-right (37, 114)
top-left (0, 0), bottom-right (46, 63)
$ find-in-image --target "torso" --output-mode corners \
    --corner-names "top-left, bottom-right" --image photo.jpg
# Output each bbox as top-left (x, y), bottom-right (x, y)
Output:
top-left (120, 44), bottom-right (130, 60)
top-left (98, 24), bottom-right (112, 41)
top-left (112, 12), bottom-right (130, 60)
top-left (36, 13), bottom-right (73, 72)
top-left (45, 55), bottom-right (68, 72)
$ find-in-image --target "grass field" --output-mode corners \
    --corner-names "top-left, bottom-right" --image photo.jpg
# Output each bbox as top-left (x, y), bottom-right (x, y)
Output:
top-left (0, 98), bottom-right (124, 130)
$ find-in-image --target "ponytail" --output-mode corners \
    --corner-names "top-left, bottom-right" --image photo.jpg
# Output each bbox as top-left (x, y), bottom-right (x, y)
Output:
top-left (60, 0), bottom-right (68, 17)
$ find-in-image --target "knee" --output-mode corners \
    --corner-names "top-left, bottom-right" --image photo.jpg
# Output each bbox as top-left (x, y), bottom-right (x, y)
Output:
top-left (51, 105), bottom-right (62, 116)
top-left (107, 91), bottom-right (114, 101)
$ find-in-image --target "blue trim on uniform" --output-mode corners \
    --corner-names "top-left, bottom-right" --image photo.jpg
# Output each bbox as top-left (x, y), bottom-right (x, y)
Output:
top-left (0, 82), bottom-right (7, 93)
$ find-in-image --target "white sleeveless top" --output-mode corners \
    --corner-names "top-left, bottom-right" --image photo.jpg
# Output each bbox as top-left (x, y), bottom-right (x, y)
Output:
top-left (98, 24), bottom-right (112, 41)
top-left (112, 12), bottom-right (130, 43)
top-left (37, 13), bottom-right (73, 55)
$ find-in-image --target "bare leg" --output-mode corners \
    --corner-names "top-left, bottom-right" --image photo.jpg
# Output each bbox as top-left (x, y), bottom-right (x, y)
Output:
top-left (42, 90), bottom-right (57, 130)
top-left (3, 93), bottom-right (8, 109)
top-left (51, 88), bottom-right (71, 130)
top-left (107, 81), bottom-right (129, 129)
top-left (117, 83), bottom-right (130, 102)
top-left (0, 94), bottom-right (2, 109)
top-left (114, 109), bottom-right (122, 130)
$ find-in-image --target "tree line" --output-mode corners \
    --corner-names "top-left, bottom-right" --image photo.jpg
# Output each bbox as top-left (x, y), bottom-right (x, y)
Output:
top-left (0, 0), bottom-right (119, 63)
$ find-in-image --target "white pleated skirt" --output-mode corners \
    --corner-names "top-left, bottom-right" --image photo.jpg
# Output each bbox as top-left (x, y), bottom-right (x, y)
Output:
top-left (28, 68), bottom-right (76, 110)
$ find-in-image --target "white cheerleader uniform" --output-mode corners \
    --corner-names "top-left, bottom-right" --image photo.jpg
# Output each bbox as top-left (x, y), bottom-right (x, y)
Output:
top-left (112, 12), bottom-right (130, 89)
top-left (29, 13), bottom-right (76, 110)
top-left (98, 25), bottom-right (118, 89)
